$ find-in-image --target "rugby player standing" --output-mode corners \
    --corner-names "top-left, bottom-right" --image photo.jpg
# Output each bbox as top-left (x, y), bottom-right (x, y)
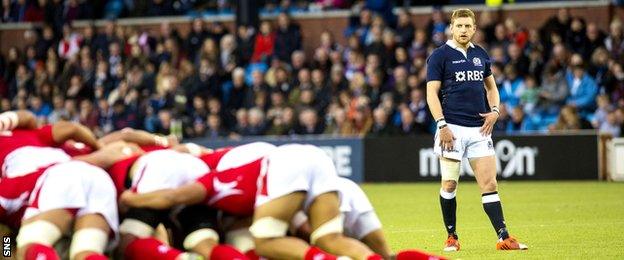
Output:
top-left (425, 9), bottom-right (528, 251)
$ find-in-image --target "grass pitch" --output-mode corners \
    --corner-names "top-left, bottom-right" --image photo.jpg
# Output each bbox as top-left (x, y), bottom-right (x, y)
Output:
top-left (361, 181), bottom-right (624, 259)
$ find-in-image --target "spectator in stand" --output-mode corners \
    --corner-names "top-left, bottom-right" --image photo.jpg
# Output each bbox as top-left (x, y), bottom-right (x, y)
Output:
top-left (406, 87), bottom-right (429, 132)
top-left (520, 76), bottom-right (539, 114)
top-left (186, 18), bottom-right (208, 61)
top-left (505, 18), bottom-right (528, 49)
top-left (274, 12), bottom-right (302, 63)
top-left (219, 34), bottom-right (239, 74)
top-left (369, 106), bottom-right (397, 136)
top-left (566, 17), bottom-right (590, 57)
top-left (395, 9), bottom-right (415, 48)
top-left (585, 22), bottom-right (607, 59)
top-left (29, 95), bottom-right (50, 120)
top-left (324, 106), bottom-right (351, 136)
top-left (236, 25), bottom-right (255, 66)
top-left (507, 106), bottom-right (536, 133)
top-left (565, 64), bottom-right (598, 115)
top-left (592, 94), bottom-right (613, 128)
top-left (241, 107), bottom-right (266, 136)
top-left (540, 8), bottom-right (571, 57)
top-left (491, 23), bottom-right (511, 50)
top-left (538, 63), bottom-right (568, 116)
top-left (347, 104), bottom-right (372, 136)
top-left (605, 19), bottom-right (624, 60)
top-left (600, 109), bottom-right (621, 137)
top-left (507, 43), bottom-right (529, 76)
top-left (397, 105), bottom-right (419, 135)
top-left (426, 7), bottom-right (447, 47)
top-left (604, 61), bottom-right (624, 104)
top-left (266, 106), bottom-right (295, 136)
top-left (295, 107), bottom-right (324, 135)
top-left (500, 64), bottom-right (525, 109)
top-left (225, 67), bottom-right (249, 112)
top-left (251, 21), bottom-right (276, 63)
top-left (588, 47), bottom-right (610, 90)
top-left (205, 113), bottom-right (229, 139)
top-left (549, 105), bottom-right (592, 131)
top-left (78, 98), bottom-right (99, 132)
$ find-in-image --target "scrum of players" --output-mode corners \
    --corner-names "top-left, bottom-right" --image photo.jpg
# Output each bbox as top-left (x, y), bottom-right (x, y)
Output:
top-left (0, 110), bottom-right (445, 260)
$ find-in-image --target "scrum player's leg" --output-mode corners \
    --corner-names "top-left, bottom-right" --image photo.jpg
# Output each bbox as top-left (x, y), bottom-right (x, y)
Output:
top-left (16, 209), bottom-right (72, 260)
top-left (172, 204), bottom-right (247, 259)
top-left (67, 161), bottom-right (119, 260)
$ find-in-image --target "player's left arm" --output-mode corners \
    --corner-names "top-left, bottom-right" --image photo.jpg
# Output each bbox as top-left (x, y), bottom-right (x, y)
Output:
top-left (480, 75), bottom-right (501, 135)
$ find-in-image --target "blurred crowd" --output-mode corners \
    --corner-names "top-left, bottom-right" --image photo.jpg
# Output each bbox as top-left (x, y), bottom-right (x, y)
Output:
top-left (1, 0), bottom-right (407, 23)
top-left (1, 6), bottom-right (623, 140)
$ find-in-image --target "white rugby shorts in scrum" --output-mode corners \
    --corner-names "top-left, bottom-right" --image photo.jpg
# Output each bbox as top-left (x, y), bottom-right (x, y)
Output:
top-left (130, 149), bottom-right (210, 193)
top-left (291, 177), bottom-right (382, 239)
top-left (23, 161), bottom-right (119, 234)
top-left (255, 144), bottom-right (340, 211)
top-left (216, 142), bottom-right (277, 171)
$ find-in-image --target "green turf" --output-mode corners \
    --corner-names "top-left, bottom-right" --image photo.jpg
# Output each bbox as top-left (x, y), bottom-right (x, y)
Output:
top-left (361, 181), bottom-right (624, 259)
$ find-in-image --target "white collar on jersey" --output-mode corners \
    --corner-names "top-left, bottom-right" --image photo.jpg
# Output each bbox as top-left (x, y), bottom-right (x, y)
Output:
top-left (446, 40), bottom-right (474, 58)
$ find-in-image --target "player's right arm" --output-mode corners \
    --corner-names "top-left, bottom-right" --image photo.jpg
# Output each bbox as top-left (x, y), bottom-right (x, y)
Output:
top-left (120, 183), bottom-right (207, 210)
top-left (426, 49), bottom-right (455, 151)
top-left (426, 81), bottom-right (445, 121)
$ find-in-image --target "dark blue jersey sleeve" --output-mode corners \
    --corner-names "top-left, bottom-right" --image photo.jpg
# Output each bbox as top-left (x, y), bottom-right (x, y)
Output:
top-left (480, 47), bottom-right (492, 78)
top-left (426, 48), bottom-right (445, 82)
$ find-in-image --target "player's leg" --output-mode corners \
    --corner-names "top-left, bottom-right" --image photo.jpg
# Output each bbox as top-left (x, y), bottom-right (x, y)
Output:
top-left (16, 209), bottom-right (72, 260)
top-left (251, 191), bottom-right (316, 259)
top-left (17, 161), bottom-right (99, 259)
top-left (470, 155), bottom-right (527, 250)
top-left (357, 218), bottom-right (391, 259)
top-left (70, 162), bottom-right (121, 260)
top-left (69, 214), bottom-right (111, 260)
top-left (173, 204), bottom-right (247, 259)
top-left (434, 124), bottom-right (463, 251)
top-left (222, 216), bottom-right (255, 256)
top-left (439, 157), bottom-right (461, 251)
top-left (303, 145), bottom-right (381, 259)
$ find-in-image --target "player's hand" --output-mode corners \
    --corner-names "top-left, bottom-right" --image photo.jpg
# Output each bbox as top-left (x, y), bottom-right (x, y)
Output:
top-left (439, 126), bottom-right (456, 151)
top-left (479, 112), bottom-right (499, 136)
top-left (120, 190), bottom-right (138, 207)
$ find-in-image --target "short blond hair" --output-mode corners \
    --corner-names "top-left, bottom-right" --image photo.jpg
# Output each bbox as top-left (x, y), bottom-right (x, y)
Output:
top-left (451, 9), bottom-right (476, 25)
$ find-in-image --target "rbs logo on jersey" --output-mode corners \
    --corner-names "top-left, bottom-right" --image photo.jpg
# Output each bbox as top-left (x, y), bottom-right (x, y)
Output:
top-left (455, 70), bottom-right (484, 82)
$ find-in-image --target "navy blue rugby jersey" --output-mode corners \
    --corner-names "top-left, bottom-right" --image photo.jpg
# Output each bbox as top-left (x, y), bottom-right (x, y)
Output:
top-left (426, 40), bottom-right (492, 127)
